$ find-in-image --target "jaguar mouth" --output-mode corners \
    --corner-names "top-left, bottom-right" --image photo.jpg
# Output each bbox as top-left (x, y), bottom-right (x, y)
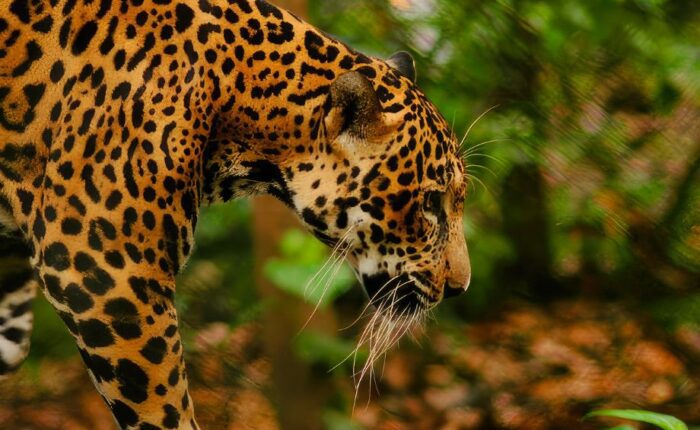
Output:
top-left (353, 271), bottom-right (432, 391)
top-left (361, 272), bottom-right (432, 315)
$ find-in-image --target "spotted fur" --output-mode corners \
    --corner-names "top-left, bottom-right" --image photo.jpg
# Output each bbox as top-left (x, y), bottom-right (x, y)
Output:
top-left (0, 0), bottom-right (470, 428)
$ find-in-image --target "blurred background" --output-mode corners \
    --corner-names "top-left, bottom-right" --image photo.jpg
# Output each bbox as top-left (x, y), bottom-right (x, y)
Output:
top-left (1, 0), bottom-right (699, 429)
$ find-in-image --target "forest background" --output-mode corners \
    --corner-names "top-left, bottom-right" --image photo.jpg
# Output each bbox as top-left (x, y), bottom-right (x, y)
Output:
top-left (2, 0), bottom-right (699, 429)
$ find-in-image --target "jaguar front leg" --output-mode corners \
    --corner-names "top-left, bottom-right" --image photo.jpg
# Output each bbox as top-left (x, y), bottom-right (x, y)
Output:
top-left (30, 134), bottom-right (203, 428)
top-left (34, 230), bottom-right (200, 430)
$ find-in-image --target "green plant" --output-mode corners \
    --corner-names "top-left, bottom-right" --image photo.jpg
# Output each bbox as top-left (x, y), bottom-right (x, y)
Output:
top-left (295, 330), bottom-right (366, 369)
top-left (264, 229), bottom-right (355, 308)
top-left (585, 409), bottom-right (689, 430)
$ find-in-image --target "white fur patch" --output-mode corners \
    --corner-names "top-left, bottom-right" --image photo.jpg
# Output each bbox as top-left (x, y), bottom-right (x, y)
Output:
top-left (0, 279), bottom-right (36, 376)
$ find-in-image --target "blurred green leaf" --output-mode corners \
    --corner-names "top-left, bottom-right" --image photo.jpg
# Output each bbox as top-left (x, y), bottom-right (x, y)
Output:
top-left (279, 229), bottom-right (328, 265)
top-left (323, 410), bottom-right (365, 430)
top-left (295, 330), bottom-right (366, 369)
top-left (265, 229), bottom-right (355, 308)
top-left (649, 293), bottom-right (700, 329)
top-left (28, 295), bottom-right (76, 363)
top-left (585, 409), bottom-right (688, 430)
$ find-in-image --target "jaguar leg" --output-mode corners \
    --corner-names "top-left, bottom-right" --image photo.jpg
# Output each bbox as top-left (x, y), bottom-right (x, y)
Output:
top-left (27, 74), bottom-right (205, 426)
top-left (36, 258), bottom-right (198, 430)
top-left (0, 227), bottom-right (36, 378)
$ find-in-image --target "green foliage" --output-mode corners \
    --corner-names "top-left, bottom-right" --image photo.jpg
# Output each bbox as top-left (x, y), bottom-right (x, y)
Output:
top-left (264, 229), bottom-right (355, 309)
top-left (650, 293), bottom-right (700, 330)
top-left (26, 295), bottom-right (76, 366)
top-left (585, 409), bottom-right (689, 430)
top-left (179, 201), bottom-right (257, 326)
top-left (295, 330), bottom-right (366, 369)
top-left (323, 410), bottom-right (365, 430)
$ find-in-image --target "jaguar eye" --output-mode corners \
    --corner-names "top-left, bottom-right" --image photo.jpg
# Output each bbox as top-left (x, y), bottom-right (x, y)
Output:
top-left (423, 191), bottom-right (444, 214)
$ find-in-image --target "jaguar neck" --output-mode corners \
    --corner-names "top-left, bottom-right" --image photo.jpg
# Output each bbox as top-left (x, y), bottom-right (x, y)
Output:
top-left (203, 0), bottom-right (383, 204)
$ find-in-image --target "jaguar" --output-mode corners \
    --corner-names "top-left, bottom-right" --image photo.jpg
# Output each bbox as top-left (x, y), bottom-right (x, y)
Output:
top-left (0, 0), bottom-right (471, 428)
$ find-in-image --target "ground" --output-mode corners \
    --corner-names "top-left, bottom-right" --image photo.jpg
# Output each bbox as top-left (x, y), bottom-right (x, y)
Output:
top-left (2, 298), bottom-right (698, 429)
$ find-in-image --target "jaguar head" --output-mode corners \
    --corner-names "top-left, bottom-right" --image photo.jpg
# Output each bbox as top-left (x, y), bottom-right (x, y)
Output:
top-left (287, 52), bottom-right (471, 322)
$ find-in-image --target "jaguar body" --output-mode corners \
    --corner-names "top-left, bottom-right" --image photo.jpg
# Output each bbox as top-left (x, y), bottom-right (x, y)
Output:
top-left (0, 0), bottom-right (471, 428)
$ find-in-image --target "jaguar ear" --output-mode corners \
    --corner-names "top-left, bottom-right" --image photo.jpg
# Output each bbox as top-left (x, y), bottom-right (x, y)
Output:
top-left (326, 71), bottom-right (383, 141)
top-left (387, 51), bottom-right (416, 83)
